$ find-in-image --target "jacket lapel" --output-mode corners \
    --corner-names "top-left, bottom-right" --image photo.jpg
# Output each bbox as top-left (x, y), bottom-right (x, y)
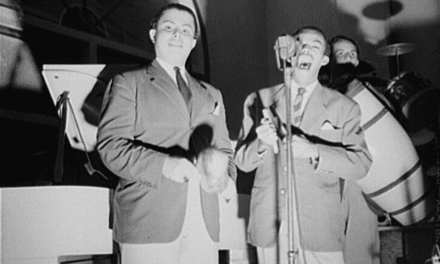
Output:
top-left (270, 83), bottom-right (328, 133)
top-left (146, 60), bottom-right (190, 120)
top-left (270, 85), bottom-right (287, 125)
top-left (300, 83), bottom-right (329, 132)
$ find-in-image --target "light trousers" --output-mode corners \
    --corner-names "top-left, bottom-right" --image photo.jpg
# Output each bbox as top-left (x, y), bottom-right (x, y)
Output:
top-left (119, 179), bottom-right (218, 264)
top-left (257, 198), bottom-right (345, 264)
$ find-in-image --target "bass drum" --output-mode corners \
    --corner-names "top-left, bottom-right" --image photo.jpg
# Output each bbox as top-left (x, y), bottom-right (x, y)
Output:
top-left (385, 71), bottom-right (440, 134)
top-left (345, 79), bottom-right (435, 225)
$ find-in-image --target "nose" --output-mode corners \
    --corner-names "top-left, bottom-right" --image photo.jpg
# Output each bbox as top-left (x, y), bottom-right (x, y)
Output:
top-left (172, 28), bottom-right (180, 38)
top-left (300, 44), bottom-right (310, 54)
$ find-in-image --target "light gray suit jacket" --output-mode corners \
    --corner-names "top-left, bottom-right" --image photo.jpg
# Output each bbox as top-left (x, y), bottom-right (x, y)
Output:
top-left (235, 82), bottom-right (372, 252)
top-left (97, 60), bottom-right (236, 244)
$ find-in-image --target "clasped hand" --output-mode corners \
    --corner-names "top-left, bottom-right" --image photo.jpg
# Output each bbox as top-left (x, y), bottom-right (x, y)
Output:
top-left (162, 149), bottom-right (229, 194)
top-left (256, 119), bottom-right (318, 159)
top-left (256, 118), bottom-right (278, 147)
top-left (163, 156), bottom-right (201, 183)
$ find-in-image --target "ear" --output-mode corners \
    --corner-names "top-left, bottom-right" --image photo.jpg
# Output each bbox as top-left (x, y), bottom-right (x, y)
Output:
top-left (191, 38), bottom-right (197, 49)
top-left (149, 29), bottom-right (156, 43)
top-left (321, 55), bottom-right (329, 66)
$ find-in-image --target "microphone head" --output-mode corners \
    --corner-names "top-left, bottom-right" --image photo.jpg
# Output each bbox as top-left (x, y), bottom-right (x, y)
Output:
top-left (275, 34), bottom-right (297, 60)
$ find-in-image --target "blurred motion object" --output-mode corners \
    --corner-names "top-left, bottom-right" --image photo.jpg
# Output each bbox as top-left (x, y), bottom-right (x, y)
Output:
top-left (197, 147), bottom-right (229, 194)
top-left (0, 0), bottom-right (43, 91)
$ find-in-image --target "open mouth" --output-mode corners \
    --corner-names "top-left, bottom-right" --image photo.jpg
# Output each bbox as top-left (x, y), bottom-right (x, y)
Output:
top-left (298, 62), bottom-right (311, 70)
top-left (297, 53), bottom-right (312, 70)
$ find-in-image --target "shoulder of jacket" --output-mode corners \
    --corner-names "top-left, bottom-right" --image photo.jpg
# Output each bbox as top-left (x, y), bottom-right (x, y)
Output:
top-left (321, 84), bottom-right (357, 106)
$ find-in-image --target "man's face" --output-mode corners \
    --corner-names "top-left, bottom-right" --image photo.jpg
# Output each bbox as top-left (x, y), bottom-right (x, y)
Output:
top-left (149, 8), bottom-right (197, 65)
top-left (294, 29), bottom-right (329, 77)
top-left (332, 40), bottom-right (359, 66)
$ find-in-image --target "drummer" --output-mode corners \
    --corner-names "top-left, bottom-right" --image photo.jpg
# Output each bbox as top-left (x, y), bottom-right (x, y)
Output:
top-left (328, 35), bottom-right (382, 264)
top-left (327, 35), bottom-right (394, 112)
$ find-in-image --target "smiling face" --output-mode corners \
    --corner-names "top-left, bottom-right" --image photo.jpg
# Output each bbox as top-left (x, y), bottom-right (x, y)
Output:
top-left (149, 8), bottom-right (197, 66)
top-left (292, 29), bottom-right (329, 85)
top-left (332, 39), bottom-right (359, 66)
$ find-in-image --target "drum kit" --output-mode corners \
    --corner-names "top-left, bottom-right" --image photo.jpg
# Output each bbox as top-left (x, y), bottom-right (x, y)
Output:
top-left (373, 42), bottom-right (440, 177)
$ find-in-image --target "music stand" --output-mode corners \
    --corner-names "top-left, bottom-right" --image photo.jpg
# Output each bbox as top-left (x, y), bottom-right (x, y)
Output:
top-left (42, 64), bottom-right (139, 183)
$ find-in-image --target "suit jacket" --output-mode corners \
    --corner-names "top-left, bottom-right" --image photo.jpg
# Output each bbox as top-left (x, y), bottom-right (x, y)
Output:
top-left (97, 60), bottom-right (236, 244)
top-left (234, 82), bottom-right (372, 252)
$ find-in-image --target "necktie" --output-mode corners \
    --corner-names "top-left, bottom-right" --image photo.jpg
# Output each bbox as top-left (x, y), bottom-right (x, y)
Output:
top-left (174, 67), bottom-right (192, 106)
top-left (292, 87), bottom-right (306, 126)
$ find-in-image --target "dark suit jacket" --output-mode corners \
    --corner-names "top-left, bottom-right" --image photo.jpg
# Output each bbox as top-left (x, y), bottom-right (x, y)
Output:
top-left (97, 60), bottom-right (236, 244)
top-left (234, 82), bottom-right (371, 252)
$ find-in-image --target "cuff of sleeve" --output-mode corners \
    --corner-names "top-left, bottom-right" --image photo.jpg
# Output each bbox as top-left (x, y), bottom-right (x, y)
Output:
top-left (257, 140), bottom-right (270, 159)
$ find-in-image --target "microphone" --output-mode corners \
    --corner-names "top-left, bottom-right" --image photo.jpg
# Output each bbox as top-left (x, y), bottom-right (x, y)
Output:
top-left (262, 109), bottom-right (279, 154)
top-left (274, 34), bottom-right (298, 70)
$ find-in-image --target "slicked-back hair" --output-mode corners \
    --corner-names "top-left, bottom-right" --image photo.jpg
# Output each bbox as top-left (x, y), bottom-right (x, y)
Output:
top-left (330, 35), bottom-right (360, 57)
top-left (150, 3), bottom-right (199, 39)
top-left (292, 26), bottom-right (330, 57)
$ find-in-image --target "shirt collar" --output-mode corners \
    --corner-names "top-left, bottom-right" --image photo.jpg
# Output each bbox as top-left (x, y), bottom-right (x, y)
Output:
top-left (156, 58), bottom-right (188, 84)
top-left (291, 79), bottom-right (318, 95)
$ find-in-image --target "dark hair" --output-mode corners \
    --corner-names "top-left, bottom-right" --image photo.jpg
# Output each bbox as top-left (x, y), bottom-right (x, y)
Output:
top-left (330, 35), bottom-right (360, 57)
top-left (292, 26), bottom-right (330, 57)
top-left (150, 3), bottom-right (199, 39)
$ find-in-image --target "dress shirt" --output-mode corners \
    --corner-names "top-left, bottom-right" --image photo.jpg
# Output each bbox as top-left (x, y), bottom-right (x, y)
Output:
top-left (290, 79), bottom-right (318, 116)
top-left (156, 58), bottom-right (188, 86)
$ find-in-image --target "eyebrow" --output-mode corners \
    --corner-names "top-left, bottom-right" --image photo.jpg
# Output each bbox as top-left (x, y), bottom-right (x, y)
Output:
top-left (335, 48), bottom-right (357, 52)
top-left (160, 19), bottom-right (194, 29)
top-left (312, 39), bottom-right (324, 47)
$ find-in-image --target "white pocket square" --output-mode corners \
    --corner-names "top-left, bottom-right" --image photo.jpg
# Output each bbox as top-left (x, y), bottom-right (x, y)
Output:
top-left (212, 102), bottom-right (220, 116)
top-left (321, 121), bottom-right (335, 130)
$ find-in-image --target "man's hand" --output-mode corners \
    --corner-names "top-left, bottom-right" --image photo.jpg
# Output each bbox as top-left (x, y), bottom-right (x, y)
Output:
top-left (163, 156), bottom-right (201, 183)
top-left (256, 118), bottom-right (278, 148)
top-left (197, 148), bottom-right (230, 194)
top-left (291, 135), bottom-right (319, 159)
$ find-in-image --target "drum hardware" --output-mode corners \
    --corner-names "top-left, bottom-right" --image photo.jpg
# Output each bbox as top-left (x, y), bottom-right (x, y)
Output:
top-left (384, 71), bottom-right (440, 134)
top-left (377, 43), bottom-right (417, 74)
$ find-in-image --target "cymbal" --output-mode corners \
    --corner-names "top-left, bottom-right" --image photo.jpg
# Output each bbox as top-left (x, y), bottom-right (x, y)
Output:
top-left (377, 43), bottom-right (416, 56)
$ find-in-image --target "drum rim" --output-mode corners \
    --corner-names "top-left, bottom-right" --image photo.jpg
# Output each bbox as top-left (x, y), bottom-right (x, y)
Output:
top-left (385, 71), bottom-right (413, 92)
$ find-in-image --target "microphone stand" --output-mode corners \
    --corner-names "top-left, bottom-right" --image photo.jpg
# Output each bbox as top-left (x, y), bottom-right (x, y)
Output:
top-left (275, 36), bottom-right (305, 264)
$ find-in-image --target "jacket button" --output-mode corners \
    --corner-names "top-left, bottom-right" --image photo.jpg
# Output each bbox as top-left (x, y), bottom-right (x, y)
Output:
top-left (280, 189), bottom-right (286, 195)
top-left (283, 166), bottom-right (287, 171)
